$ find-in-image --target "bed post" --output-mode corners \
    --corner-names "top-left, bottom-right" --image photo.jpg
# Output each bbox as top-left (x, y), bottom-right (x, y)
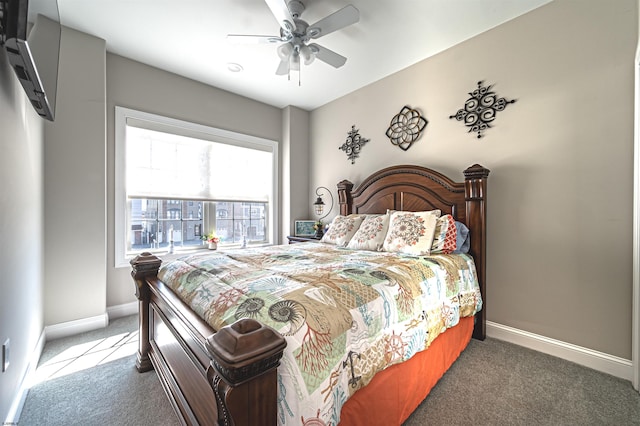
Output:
top-left (463, 164), bottom-right (490, 341)
top-left (338, 179), bottom-right (354, 215)
top-left (130, 252), bottom-right (162, 372)
top-left (206, 319), bottom-right (287, 426)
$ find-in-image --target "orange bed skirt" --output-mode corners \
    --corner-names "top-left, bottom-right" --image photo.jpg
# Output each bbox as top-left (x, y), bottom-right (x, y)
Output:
top-left (338, 316), bottom-right (474, 426)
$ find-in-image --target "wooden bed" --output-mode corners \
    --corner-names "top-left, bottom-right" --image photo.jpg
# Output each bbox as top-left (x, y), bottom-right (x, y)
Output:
top-left (130, 163), bottom-right (489, 426)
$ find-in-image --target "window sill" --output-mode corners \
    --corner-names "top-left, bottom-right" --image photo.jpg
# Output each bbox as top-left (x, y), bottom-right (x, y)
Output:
top-left (116, 243), bottom-right (273, 269)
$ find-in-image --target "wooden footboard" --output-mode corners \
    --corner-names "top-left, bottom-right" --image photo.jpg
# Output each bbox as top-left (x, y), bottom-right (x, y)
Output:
top-left (131, 253), bottom-right (286, 425)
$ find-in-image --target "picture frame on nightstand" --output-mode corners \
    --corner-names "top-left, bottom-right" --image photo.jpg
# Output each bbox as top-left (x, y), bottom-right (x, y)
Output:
top-left (294, 220), bottom-right (316, 237)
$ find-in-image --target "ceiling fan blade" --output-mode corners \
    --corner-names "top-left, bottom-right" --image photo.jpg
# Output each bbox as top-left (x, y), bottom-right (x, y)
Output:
top-left (265, 0), bottom-right (296, 33)
top-left (308, 5), bottom-right (359, 39)
top-left (276, 58), bottom-right (289, 75)
top-left (309, 43), bottom-right (347, 68)
top-left (226, 34), bottom-right (283, 44)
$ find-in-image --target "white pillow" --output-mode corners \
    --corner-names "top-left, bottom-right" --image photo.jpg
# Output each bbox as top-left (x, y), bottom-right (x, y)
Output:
top-left (320, 215), bottom-right (364, 247)
top-left (347, 214), bottom-right (389, 251)
top-left (383, 210), bottom-right (440, 255)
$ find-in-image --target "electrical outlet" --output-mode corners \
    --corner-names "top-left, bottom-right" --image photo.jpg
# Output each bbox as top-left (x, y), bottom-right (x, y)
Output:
top-left (2, 339), bottom-right (9, 373)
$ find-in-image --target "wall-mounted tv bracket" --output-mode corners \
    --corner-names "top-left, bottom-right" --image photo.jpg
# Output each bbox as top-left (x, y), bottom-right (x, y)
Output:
top-left (0, 0), bottom-right (7, 45)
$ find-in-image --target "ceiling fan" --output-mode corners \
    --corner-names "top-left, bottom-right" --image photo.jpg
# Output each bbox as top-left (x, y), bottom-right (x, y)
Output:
top-left (227, 0), bottom-right (359, 79)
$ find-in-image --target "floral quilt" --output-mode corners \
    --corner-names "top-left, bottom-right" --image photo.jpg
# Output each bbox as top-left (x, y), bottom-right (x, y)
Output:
top-left (158, 242), bottom-right (482, 426)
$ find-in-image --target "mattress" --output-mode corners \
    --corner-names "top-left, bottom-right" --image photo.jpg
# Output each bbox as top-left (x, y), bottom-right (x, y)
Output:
top-left (158, 242), bottom-right (482, 425)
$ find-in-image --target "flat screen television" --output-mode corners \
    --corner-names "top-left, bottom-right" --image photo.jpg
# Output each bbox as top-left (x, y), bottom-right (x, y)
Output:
top-left (0, 0), bottom-right (60, 121)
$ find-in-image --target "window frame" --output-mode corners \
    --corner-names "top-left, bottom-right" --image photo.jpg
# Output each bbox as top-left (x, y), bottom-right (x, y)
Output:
top-left (114, 106), bottom-right (279, 268)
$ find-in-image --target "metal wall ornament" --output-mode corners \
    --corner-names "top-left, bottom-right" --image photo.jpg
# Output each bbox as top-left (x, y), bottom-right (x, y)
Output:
top-left (450, 81), bottom-right (516, 139)
top-left (339, 125), bottom-right (369, 164)
top-left (385, 106), bottom-right (428, 151)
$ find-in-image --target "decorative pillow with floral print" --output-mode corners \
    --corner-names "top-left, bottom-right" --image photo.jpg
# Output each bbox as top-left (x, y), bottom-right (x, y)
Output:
top-left (431, 214), bottom-right (457, 254)
top-left (320, 215), bottom-right (364, 247)
top-left (383, 210), bottom-right (440, 255)
top-left (347, 214), bottom-right (389, 251)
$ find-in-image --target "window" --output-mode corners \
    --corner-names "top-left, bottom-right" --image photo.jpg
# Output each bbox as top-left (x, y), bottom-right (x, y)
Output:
top-left (115, 107), bottom-right (278, 267)
top-left (128, 199), bottom-right (268, 251)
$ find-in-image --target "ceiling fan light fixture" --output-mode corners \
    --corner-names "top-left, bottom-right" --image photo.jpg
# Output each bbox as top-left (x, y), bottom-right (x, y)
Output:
top-left (290, 52), bottom-right (300, 71)
top-left (300, 44), bottom-right (315, 65)
top-left (228, 0), bottom-right (360, 79)
top-left (277, 42), bottom-right (293, 60)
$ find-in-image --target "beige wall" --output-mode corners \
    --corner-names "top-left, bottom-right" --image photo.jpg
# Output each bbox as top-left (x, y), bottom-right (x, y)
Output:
top-left (310, 0), bottom-right (637, 359)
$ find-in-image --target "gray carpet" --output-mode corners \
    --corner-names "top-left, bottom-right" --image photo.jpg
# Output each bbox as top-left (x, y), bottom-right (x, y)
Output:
top-left (19, 315), bottom-right (178, 426)
top-left (404, 338), bottom-right (640, 426)
top-left (18, 315), bottom-right (640, 425)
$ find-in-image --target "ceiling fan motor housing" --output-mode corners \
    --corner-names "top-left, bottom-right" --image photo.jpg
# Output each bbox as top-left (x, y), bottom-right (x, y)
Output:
top-left (287, 0), bottom-right (305, 18)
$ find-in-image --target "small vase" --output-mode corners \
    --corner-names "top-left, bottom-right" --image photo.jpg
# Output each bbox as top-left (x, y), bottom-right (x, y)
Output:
top-left (208, 242), bottom-right (217, 250)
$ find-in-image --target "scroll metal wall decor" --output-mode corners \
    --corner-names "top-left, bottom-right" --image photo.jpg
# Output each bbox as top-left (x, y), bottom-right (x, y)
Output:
top-left (450, 81), bottom-right (516, 138)
top-left (339, 125), bottom-right (369, 164)
top-left (385, 106), bottom-right (428, 151)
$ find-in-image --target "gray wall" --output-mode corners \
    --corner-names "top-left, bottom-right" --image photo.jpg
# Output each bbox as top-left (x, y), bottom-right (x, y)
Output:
top-left (44, 26), bottom-right (107, 326)
top-left (282, 105), bottom-right (311, 242)
top-left (309, 0), bottom-right (637, 359)
top-left (2, 26), bottom-right (310, 419)
top-left (0, 34), bottom-right (44, 423)
top-left (104, 54), bottom-right (310, 307)
top-left (2, 23), bottom-right (106, 420)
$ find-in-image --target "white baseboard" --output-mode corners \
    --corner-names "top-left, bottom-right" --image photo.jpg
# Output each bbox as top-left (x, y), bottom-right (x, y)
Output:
top-left (44, 313), bottom-right (108, 341)
top-left (42, 303), bottom-right (138, 343)
top-left (4, 329), bottom-right (46, 425)
top-left (487, 321), bottom-right (633, 382)
top-left (6, 306), bottom-right (137, 424)
top-left (106, 301), bottom-right (137, 320)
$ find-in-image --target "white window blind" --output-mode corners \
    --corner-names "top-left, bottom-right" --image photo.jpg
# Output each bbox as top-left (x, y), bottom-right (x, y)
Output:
top-left (114, 106), bottom-right (279, 268)
top-left (126, 126), bottom-right (272, 202)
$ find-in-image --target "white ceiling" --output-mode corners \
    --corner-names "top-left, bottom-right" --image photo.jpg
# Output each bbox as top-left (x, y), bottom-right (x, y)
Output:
top-left (53, 0), bottom-right (551, 111)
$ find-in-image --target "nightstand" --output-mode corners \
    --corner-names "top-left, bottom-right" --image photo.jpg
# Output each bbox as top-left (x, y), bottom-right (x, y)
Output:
top-left (287, 236), bottom-right (322, 244)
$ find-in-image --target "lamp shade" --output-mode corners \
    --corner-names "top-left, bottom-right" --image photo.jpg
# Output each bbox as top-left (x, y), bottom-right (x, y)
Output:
top-left (314, 196), bottom-right (325, 215)
top-left (313, 186), bottom-right (333, 223)
top-left (290, 51), bottom-right (300, 71)
top-left (300, 45), bottom-right (315, 65)
top-left (277, 43), bottom-right (293, 60)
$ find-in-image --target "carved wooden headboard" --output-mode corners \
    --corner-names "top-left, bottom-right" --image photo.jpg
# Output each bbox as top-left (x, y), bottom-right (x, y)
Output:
top-left (337, 164), bottom-right (490, 339)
